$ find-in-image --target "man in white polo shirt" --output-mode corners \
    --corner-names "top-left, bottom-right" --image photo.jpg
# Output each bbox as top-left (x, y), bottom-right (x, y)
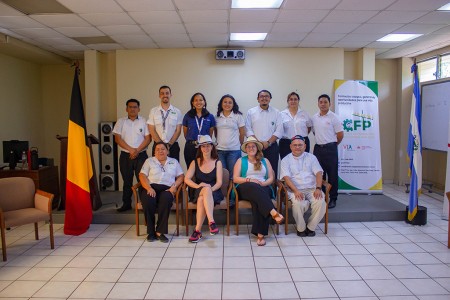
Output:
top-left (113, 99), bottom-right (151, 212)
top-left (147, 85), bottom-right (183, 161)
top-left (311, 94), bottom-right (344, 209)
top-left (281, 135), bottom-right (326, 237)
top-left (245, 89), bottom-right (283, 179)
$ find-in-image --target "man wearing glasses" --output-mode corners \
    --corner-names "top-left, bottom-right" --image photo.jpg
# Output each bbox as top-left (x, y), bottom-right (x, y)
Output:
top-left (280, 135), bottom-right (326, 237)
top-left (245, 90), bottom-right (283, 179)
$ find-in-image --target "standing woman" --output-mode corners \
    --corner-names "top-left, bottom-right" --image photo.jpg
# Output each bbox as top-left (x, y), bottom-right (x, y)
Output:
top-left (215, 94), bottom-right (245, 179)
top-left (233, 137), bottom-right (284, 246)
top-left (183, 92), bottom-right (216, 168)
top-left (279, 92), bottom-right (312, 159)
top-left (184, 135), bottom-right (223, 243)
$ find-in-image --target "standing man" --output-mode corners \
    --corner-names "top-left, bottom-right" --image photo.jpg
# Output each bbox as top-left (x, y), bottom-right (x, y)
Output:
top-left (245, 90), bottom-right (283, 179)
top-left (280, 135), bottom-right (326, 237)
top-left (113, 99), bottom-right (151, 212)
top-left (147, 85), bottom-right (183, 161)
top-left (311, 94), bottom-right (344, 209)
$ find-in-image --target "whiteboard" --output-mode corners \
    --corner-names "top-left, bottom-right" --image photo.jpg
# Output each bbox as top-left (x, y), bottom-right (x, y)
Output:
top-left (421, 80), bottom-right (450, 152)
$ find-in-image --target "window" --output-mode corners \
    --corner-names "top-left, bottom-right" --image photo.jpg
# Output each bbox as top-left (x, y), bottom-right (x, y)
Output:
top-left (417, 53), bottom-right (450, 82)
top-left (440, 54), bottom-right (450, 79)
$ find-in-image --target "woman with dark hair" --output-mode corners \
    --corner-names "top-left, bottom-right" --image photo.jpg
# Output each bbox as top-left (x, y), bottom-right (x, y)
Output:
top-left (279, 92), bottom-right (312, 159)
top-left (215, 94), bottom-right (245, 180)
top-left (182, 92), bottom-right (216, 168)
top-left (233, 136), bottom-right (284, 246)
top-left (184, 135), bottom-right (223, 243)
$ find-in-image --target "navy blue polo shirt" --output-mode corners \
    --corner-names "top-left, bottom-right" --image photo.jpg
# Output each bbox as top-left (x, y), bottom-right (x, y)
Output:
top-left (182, 113), bottom-right (216, 141)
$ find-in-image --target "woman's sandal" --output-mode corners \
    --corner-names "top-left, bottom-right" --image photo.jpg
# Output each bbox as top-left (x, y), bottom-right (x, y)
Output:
top-left (257, 236), bottom-right (266, 246)
top-left (272, 212), bottom-right (284, 224)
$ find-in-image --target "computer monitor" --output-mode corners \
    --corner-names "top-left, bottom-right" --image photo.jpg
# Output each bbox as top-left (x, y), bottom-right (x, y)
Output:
top-left (3, 140), bottom-right (29, 164)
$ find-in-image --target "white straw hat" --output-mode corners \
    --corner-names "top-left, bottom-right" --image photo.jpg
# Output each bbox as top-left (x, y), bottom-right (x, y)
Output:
top-left (241, 136), bottom-right (263, 153)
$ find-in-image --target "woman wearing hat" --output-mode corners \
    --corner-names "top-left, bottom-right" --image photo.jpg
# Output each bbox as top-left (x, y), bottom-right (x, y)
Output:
top-left (182, 92), bottom-right (216, 169)
top-left (184, 135), bottom-right (223, 242)
top-left (279, 92), bottom-right (312, 159)
top-left (233, 137), bottom-right (284, 246)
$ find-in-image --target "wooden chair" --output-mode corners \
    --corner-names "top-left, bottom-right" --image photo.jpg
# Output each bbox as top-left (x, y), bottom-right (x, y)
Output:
top-left (132, 183), bottom-right (183, 236)
top-left (277, 180), bottom-right (331, 235)
top-left (0, 177), bottom-right (54, 261)
top-left (231, 181), bottom-right (280, 236)
top-left (182, 168), bottom-right (232, 236)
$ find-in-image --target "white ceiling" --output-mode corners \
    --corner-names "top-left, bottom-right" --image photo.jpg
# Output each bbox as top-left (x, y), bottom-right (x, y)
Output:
top-left (0, 0), bottom-right (449, 60)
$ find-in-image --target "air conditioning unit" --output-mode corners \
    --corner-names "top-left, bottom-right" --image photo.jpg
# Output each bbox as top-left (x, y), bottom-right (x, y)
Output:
top-left (215, 49), bottom-right (245, 60)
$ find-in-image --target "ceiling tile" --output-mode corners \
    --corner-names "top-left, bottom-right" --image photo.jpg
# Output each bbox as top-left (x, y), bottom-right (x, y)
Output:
top-left (340, 33), bottom-right (385, 42)
top-left (264, 41), bottom-right (300, 47)
top-left (98, 25), bottom-right (145, 35)
top-left (367, 11), bottom-right (429, 23)
top-left (335, 0), bottom-right (396, 10)
top-left (79, 13), bottom-right (136, 26)
top-left (180, 10), bottom-right (228, 23)
top-left (332, 41), bottom-right (371, 48)
top-left (174, 0), bottom-right (229, 10)
top-left (230, 23), bottom-right (273, 32)
top-left (58, 0), bottom-right (124, 13)
top-left (387, 0), bottom-right (450, 11)
top-left (283, 0), bottom-right (341, 10)
top-left (150, 33), bottom-right (190, 42)
top-left (271, 22), bottom-right (316, 33)
top-left (302, 33), bottom-right (346, 42)
top-left (229, 41), bottom-right (264, 47)
top-left (189, 33), bottom-right (228, 42)
top-left (116, 0), bottom-right (175, 11)
top-left (30, 14), bottom-right (90, 27)
top-left (0, 16), bottom-right (46, 29)
top-left (142, 23), bottom-right (186, 34)
top-left (129, 11), bottom-right (181, 24)
top-left (230, 9), bottom-right (279, 23)
top-left (412, 12), bottom-right (450, 25)
top-left (122, 41), bottom-right (158, 49)
top-left (366, 41), bottom-right (404, 48)
top-left (266, 32), bottom-right (307, 41)
top-left (299, 41), bottom-right (335, 47)
top-left (53, 44), bottom-right (89, 51)
top-left (192, 41), bottom-right (227, 47)
top-left (87, 43), bottom-right (124, 51)
top-left (313, 23), bottom-right (360, 34)
top-left (54, 26), bottom-right (104, 37)
top-left (394, 24), bottom-right (446, 34)
top-left (0, 2), bottom-right (24, 16)
top-left (36, 36), bottom-right (81, 46)
top-left (156, 41), bottom-right (193, 48)
top-left (323, 10), bottom-right (379, 23)
top-left (353, 23), bottom-right (403, 34)
top-left (11, 27), bottom-right (66, 39)
top-left (185, 23), bottom-right (228, 34)
top-left (277, 9), bottom-right (329, 22)
top-left (432, 25), bottom-right (450, 34)
top-left (111, 34), bottom-right (151, 43)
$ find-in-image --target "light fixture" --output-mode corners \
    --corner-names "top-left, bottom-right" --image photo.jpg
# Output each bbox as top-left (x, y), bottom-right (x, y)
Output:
top-left (231, 0), bottom-right (283, 9)
top-left (230, 33), bottom-right (267, 41)
top-left (437, 3), bottom-right (450, 10)
top-left (377, 34), bottom-right (422, 42)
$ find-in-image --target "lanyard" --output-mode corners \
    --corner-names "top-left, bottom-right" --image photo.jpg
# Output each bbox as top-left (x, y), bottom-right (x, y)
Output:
top-left (160, 109), bottom-right (171, 131)
top-left (195, 116), bottom-right (204, 133)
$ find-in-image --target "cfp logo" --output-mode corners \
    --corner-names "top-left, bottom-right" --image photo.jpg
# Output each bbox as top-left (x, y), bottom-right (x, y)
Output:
top-left (343, 111), bottom-right (373, 132)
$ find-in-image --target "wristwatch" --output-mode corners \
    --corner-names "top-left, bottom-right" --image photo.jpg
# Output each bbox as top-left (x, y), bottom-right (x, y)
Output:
top-left (316, 187), bottom-right (321, 190)
top-left (267, 141), bottom-right (272, 147)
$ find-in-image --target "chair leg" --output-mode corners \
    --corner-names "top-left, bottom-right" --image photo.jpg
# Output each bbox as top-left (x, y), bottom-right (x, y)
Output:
top-left (285, 202), bottom-right (289, 235)
top-left (49, 219), bottom-right (54, 249)
top-left (34, 223), bottom-right (39, 240)
top-left (325, 204), bottom-right (329, 234)
top-left (1, 225), bottom-right (6, 261)
top-left (176, 203), bottom-right (179, 237)
top-left (135, 208), bottom-right (140, 236)
top-left (235, 202), bottom-right (239, 236)
top-left (226, 205), bottom-right (230, 236)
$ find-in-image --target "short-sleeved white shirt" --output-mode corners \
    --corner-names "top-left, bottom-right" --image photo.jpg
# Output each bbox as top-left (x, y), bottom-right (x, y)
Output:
top-left (113, 115), bottom-right (149, 152)
top-left (140, 157), bottom-right (183, 187)
top-left (280, 108), bottom-right (312, 139)
top-left (215, 112), bottom-right (245, 151)
top-left (280, 152), bottom-right (323, 190)
top-left (147, 104), bottom-right (183, 143)
top-left (245, 160), bottom-right (267, 182)
top-left (245, 105), bottom-right (283, 141)
top-left (311, 111), bottom-right (343, 145)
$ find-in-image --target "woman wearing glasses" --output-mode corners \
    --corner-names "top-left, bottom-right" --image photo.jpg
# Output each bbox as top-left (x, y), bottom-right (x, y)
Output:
top-left (184, 135), bottom-right (223, 243)
top-left (233, 137), bottom-right (284, 246)
top-left (279, 92), bottom-right (312, 159)
top-left (139, 142), bottom-right (184, 243)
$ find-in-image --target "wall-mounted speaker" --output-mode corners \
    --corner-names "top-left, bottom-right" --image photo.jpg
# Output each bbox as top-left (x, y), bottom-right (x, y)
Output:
top-left (215, 49), bottom-right (245, 60)
top-left (100, 173), bottom-right (117, 191)
top-left (99, 121), bottom-right (118, 173)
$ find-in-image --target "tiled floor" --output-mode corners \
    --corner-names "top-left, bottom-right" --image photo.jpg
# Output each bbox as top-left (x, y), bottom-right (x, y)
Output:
top-left (0, 184), bottom-right (449, 300)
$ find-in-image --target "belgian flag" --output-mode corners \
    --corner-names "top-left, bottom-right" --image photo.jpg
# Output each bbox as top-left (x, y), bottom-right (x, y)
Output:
top-left (64, 66), bottom-right (93, 235)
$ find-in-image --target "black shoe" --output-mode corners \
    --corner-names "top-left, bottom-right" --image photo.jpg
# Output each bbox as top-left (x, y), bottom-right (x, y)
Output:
top-left (297, 230), bottom-right (307, 237)
top-left (117, 205), bottom-right (132, 212)
top-left (146, 234), bottom-right (156, 242)
top-left (328, 199), bottom-right (336, 209)
top-left (157, 234), bottom-right (169, 243)
top-left (306, 228), bottom-right (316, 237)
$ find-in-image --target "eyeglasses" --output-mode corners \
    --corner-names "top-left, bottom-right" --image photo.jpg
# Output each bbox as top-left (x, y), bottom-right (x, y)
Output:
top-left (259, 95), bottom-right (270, 99)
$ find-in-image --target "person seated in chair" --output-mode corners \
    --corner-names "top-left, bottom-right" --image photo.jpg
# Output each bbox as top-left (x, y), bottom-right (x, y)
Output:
top-left (233, 136), bottom-right (284, 246)
top-left (139, 142), bottom-right (184, 243)
top-left (280, 135), bottom-right (326, 237)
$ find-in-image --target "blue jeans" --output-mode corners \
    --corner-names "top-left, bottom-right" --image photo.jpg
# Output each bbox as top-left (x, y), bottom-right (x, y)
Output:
top-left (217, 150), bottom-right (241, 179)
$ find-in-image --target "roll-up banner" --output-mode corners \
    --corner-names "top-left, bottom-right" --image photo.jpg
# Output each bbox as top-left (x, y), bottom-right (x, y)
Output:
top-left (334, 80), bottom-right (383, 194)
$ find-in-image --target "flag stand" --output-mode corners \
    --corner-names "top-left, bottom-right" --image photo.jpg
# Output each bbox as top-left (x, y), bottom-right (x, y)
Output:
top-left (405, 205), bottom-right (427, 225)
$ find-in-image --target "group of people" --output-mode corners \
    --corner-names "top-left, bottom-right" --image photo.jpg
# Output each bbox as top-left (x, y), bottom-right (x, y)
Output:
top-left (112, 86), bottom-right (344, 245)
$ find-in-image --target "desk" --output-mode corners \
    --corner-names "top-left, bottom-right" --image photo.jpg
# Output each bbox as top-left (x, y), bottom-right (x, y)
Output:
top-left (0, 166), bottom-right (60, 209)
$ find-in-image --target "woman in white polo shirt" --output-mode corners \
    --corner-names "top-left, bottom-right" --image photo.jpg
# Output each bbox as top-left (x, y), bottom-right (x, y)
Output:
top-left (214, 94), bottom-right (245, 180)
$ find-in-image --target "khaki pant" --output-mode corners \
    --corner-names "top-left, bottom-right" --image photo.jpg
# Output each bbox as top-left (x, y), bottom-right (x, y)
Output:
top-left (289, 188), bottom-right (326, 232)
